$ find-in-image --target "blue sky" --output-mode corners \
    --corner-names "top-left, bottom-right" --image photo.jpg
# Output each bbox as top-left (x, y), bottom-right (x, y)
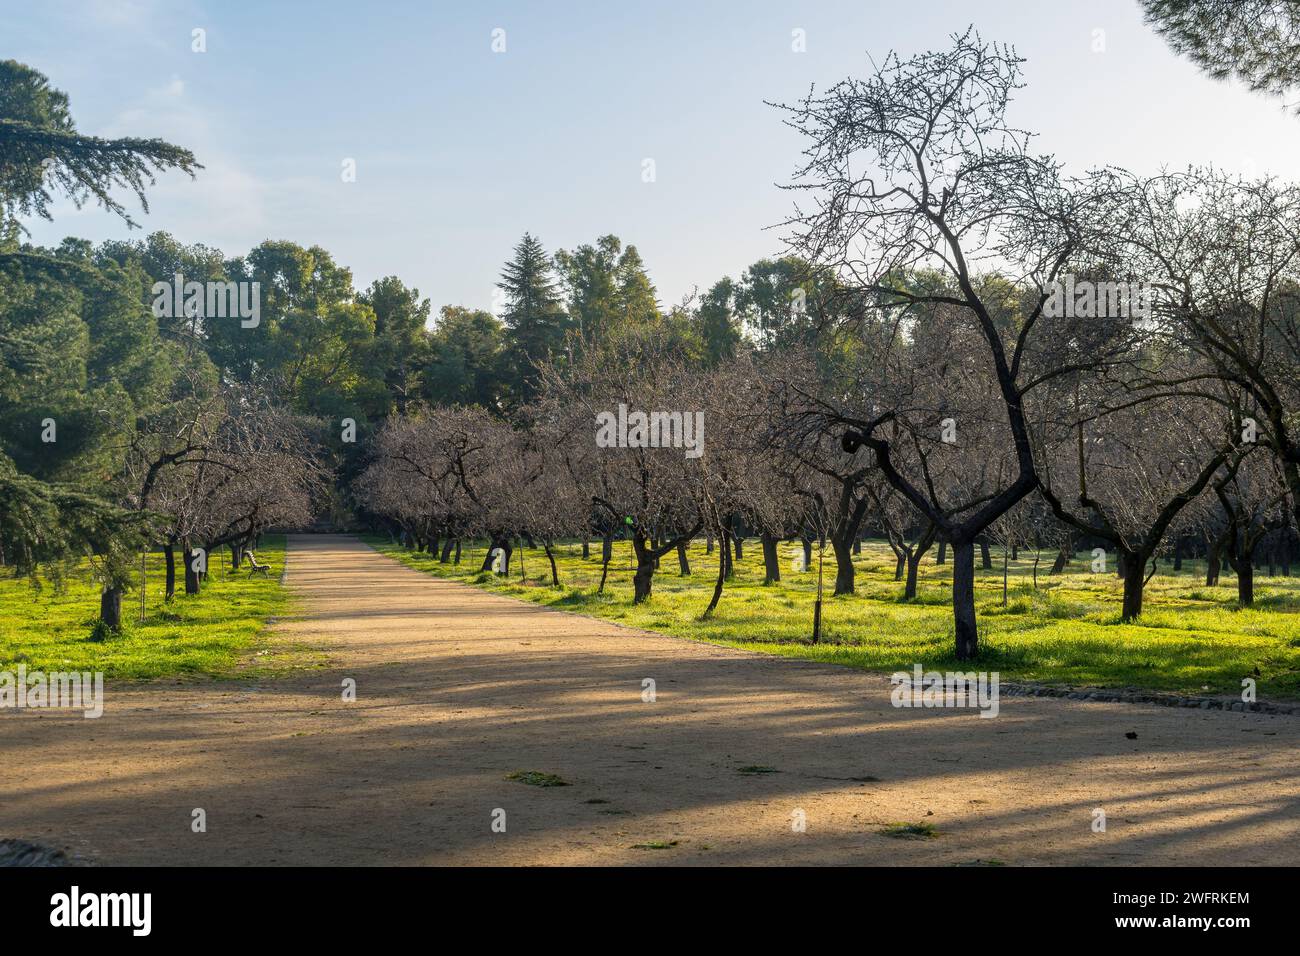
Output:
top-left (9, 0), bottom-right (1300, 317)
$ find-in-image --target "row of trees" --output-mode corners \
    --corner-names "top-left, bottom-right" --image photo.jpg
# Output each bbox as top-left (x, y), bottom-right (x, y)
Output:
top-left (358, 29), bottom-right (1300, 661)
top-left (9, 7), bottom-right (1300, 656)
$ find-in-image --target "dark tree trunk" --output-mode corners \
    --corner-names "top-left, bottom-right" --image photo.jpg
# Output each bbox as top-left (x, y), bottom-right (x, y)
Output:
top-left (164, 543), bottom-right (176, 602)
top-left (1121, 553), bottom-right (1146, 621)
top-left (454, 540), bottom-right (461, 564)
top-left (760, 532), bottom-right (780, 584)
top-left (440, 537), bottom-right (455, 563)
top-left (544, 542), bottom-right (559, 586)
top-left (706, 532), bottom-right (714, 555)
top-left (1238, 560), bottom-right (1254, 606)
top-left (184, 542), bottom-right (201, 595)
top-left (1206, 539), bottom-right (1222, 586)
top-left (1173, 536), bottom-right (1183, 571)
top-left (481, 536), bottom-right (512, 574)
top-left (582, 539), bottom-right (590, 559)
top-left (230, 542), bottom-right (243, 571)
top-left (601, 533), bottom-right (613, 564)
top-left (853, 537), bottom-right (862, 555)
top-left (703, 527), bottom-right (727, 618)
top-left (100, 587), bottom-right (123, 631)
top-left (1050, 541), bottom-right (1070, 574)
top-left (801, 536), bottom-right (813, 570)
top-left (677, 541), bottom-right (691, 576)
top-left (937, 539), bottom-right (947, 565)
top-left (632, 537), bottom-right (655, 603)
top-left (893, 551), bottom-right (905, 581)
top-left (731, 522), bottom-right (743, 561)
top-left (979, 538), bottom-right (992, 570)
top-left (904, 551), bottom-right (922, 599)
top-left (1011, 543), bottom-right (1019, 561)
top-left (952, 540), bottom-right (978, 660)
top-left (832, 534), bottom-right (855, 595)
top-left (903, 528), bottom-right (935, 600)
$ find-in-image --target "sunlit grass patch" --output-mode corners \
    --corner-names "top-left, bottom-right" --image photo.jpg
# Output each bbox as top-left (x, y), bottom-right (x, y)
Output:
top-left (368, 536), bottom-right (1300, 699)
top-left (0, 536), bottom-right (300, 680)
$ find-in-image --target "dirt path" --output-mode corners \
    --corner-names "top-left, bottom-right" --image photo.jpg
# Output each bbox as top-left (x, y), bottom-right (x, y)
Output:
top-left (3, 534), bottom-right (1298, 866)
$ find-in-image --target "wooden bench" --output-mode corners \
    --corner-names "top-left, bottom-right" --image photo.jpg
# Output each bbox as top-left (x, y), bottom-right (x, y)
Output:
top-left (246, 552), bottom-right (271, 577)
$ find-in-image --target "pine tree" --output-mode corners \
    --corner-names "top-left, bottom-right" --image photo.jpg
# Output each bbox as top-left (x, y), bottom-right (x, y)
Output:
top-left (497, 232), bottom-right (568, 406)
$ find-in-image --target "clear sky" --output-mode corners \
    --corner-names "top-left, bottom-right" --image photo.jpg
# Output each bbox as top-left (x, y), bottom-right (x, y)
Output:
top-left (9, 0), bottom-right (1300, 318)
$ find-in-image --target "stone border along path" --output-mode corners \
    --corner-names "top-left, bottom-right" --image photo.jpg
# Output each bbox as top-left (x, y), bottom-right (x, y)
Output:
top-left (2, 533), bottom-right (1297, 866)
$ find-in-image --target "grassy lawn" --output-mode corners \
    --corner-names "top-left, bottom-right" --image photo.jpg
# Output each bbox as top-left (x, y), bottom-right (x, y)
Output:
top-left (369, 535), bottom-right (1300, 700)
top-left (0, 535), bottom-right (309, 680)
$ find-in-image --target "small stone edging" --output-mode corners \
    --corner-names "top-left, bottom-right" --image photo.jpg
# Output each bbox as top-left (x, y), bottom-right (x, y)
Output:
top-left (1000, 681), bottom-right (1299, 715)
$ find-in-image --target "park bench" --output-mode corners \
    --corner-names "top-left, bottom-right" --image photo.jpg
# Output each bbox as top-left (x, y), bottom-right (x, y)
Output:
top-left (246, 552), bottom-right (272, 577)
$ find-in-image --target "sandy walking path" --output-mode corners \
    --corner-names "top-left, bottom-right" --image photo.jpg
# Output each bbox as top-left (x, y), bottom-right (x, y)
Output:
top-left (3, 533), bottom-right (1298, 866)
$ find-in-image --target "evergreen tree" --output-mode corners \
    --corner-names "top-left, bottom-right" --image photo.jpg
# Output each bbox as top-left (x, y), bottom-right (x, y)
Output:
top-left (497, 232), bottom-right (568, 406)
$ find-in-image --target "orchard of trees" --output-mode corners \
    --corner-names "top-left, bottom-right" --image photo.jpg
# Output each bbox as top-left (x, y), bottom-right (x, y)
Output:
top-left (7, 13), bottom-right (1300, 662)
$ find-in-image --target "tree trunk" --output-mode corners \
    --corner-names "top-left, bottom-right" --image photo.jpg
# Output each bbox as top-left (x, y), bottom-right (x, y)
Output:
top-left (164, 543), bottom-right (176, 602)
top-left (440, 537), bottom-right (455, 563)
top-left (632, 537), bottom-right (655, 603)
top-left (1121, 553), bottom-right (1146, 621)
top-left (904, 551), bottom-right (923, 599)
top-left (1206, 539), bottom-right (1221, 586)
top-left (454, 540), bottom-right (461, 564)
top-left (582, 538), bottom-right (590, 560)
top-left (100, 586), bottom-right (123, 631)
top-left (1238, 559), bottom-right (1254, 606)
top-left (761, 532), bottom-right (780, 584)
top-left (801, 536), bottom-right (813, 570)
top-left (853, 537), bottom-right (862, 555)
top-left (1173, 536), bottom-right (1183, 571)
top-left (677, 541), bottom-right (691, 576)
top-left (703, 529), bottom-right (727, 618)
top-left (936, 539), bottom-right (947, 565)
top-left (544, 543), bottom-right (559, 586)
top-left (831, 534), bottom-right (855, 595)
top-left (184, 542), bottom-right (201, 595)
top-left (952, 540), bottom-right (978, 660)
top-left (894, 551), bottom-right (906, 581)
top-left (601, 533), bottom-right (613, 564)
top-left (480, 536), bottom-right (512, 574)
top-left (230, 542), bottom-right (243, 571)
top-left (979, 538), bottom-right (992, 570)
top-left (706, 532), bottom-right (714, 555)
top-left (1050, 541), bottom-right (1070, 574)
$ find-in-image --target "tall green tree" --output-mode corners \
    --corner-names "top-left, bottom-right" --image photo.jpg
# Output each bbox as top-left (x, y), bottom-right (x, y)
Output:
top-left (423, 306), bottom-right (505, 410)
top-left (359, 276), bottom-right (431, 417)
top-left (497, 232), bottom-right (568, 406)
top-left (554, 234), bottom-right (660, 337)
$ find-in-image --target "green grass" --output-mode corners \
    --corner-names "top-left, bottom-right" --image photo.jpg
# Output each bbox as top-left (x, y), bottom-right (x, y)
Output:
top-left (0, 535), bottom-right (308, 680)
top-left (881, 822), bottom-right (939, 839)
top-left (506, 770), bottom-right (570, 787)
top-left (368, 535), bottom-right (1300, 700)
